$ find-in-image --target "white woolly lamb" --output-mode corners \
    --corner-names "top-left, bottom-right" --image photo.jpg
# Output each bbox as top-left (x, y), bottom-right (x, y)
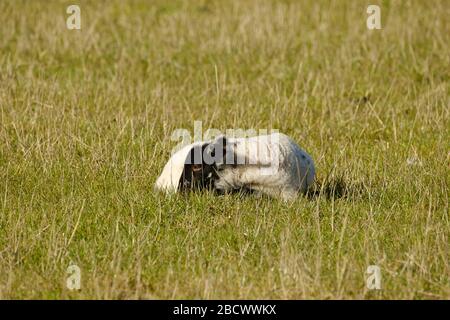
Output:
top-left (155, 132), bottom-right (315, 200)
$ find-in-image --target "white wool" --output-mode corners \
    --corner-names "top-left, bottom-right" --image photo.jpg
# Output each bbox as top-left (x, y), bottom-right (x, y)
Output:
top-left (154, 141), bottom-right (205, 192)
top-left (154, 132), bottom-right (315, 200)
top-left (215, 133), bottom-right (315, 200)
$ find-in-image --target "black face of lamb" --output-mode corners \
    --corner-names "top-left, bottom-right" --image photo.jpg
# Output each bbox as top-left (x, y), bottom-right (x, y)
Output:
top-left (178, 143), bottom-right (219, 191)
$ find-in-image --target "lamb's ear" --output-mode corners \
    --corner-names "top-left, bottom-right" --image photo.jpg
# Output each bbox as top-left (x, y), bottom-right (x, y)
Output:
top-left (213, 135), bottom-right (227, 151)
top-left (212, 135), bottom-right (230, 167)
top-left (203, 135), bottom-right (227, 166)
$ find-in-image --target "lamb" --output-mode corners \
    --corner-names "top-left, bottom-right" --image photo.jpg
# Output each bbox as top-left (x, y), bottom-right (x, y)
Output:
top-left (155, 132), bottom-right (315, 200)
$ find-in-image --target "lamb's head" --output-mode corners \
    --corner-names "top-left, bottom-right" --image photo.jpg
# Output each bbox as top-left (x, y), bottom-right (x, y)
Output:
top-left (178, 136), bottom-right (230, 191)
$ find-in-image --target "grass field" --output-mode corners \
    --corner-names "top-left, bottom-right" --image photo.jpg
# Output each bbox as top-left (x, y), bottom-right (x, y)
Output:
top-left (0, 0), bottom-right (448, 299)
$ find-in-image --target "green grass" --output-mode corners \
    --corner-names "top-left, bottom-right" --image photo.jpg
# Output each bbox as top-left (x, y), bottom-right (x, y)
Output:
top-left (0, 0), bottom-right (448, 299)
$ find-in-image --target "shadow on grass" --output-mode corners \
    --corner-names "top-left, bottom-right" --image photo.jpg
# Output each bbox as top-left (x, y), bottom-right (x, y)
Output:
top-left (176, 176), bottom-right (367, 201)
top-left (306, 176), bottom-right (367, 201)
